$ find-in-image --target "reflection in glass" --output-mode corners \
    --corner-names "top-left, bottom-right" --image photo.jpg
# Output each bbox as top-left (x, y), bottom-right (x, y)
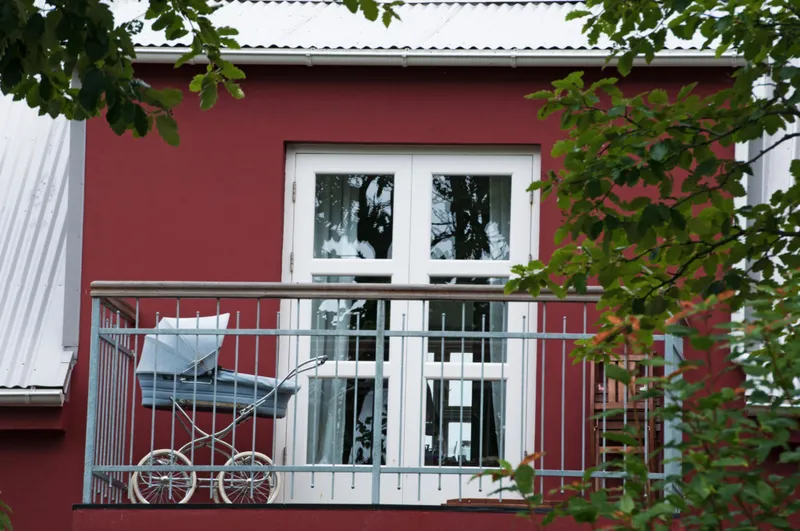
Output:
top-left (430, 175), bottom-right (511, 260)
top-left (311, 276), bottom-right (390, 362)
top-left (428, 277), bottom-right (507, 364)
top-left (424, 379), bottom-right (504, 467)
top-left (314, 174), bottom-right (394, 259)
top-left (308, 378), bottom-right (388, 465)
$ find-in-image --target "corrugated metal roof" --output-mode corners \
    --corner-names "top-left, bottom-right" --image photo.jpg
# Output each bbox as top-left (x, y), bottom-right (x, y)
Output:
top-left (110, 0), bottom-right (708, 52)
top-left (0, 94), bottom-right (75, 392)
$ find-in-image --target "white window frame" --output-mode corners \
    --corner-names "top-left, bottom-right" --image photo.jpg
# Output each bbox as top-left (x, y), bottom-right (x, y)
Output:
top-left (277, 145), bottom-right (541, 504)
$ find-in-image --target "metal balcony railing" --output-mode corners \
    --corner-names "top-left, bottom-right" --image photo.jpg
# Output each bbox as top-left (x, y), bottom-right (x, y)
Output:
top-left (82, 282), bottom-right (683, 506)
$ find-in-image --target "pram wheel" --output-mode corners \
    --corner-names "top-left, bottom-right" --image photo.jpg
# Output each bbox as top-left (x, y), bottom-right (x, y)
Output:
top-left (217, 451), bottom-right (281, 504)
top-left (130, 449), bottom-right (197, 504)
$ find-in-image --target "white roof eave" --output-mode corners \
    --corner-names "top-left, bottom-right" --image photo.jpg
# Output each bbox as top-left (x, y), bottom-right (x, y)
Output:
top-left (133, 46), bottom-right (743, 67)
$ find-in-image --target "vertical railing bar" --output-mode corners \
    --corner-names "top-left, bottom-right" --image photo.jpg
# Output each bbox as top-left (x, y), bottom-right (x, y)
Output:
top-left (149, 310), bottom-right (160, 493)
top-left (128, 299), bottom-right (140, 469)
top-left (560, 315), bottom-right (566, 492)
top-left (371, 299), bottom-right (386, 504)
top-left (113, 311), bottom-right (123, 503)
top-left (273, 309), bottom-right (281, 497)
top-left (310, 306), bottom-right (321, 489)
top-left (330, 300), bottom-right (340, 499)
top-left (82, 298), bottom-right (102, 503)
top-left (118, 315), bottom-right (130, 503)
top-left (539, 302), bottom-right (546, 495)
top-left (99, 315), bottom-right (112, 502)
top-left (417, 302), bottom-right (426, 502)
top-left (498, 302), bottom-right (506, 502)
top-left (644, 347), bottom-right (650, 485)
top-left (602, 347), bottom-right (607, 490)
top-left (623, 342), bottom-right (628, 492)
top-left (251, 299), bottom-right (262, 498)
top-left (352, 313), bottom-right (361, 488)
top-left (232, 312), bottom-right (241, 461)
top-left (581, 302), bottom-right (587, 497)
top-left (520, 314), bottom-right (528, 466)
top-left (437, 312), bottom-right (445, 492)
top-left (458, 303), bottom-right (466, 502)
top-left (209, 299), bottom-right (221, 498)
top-left (290, 299), bottom-right (300, 500)
top-left (478, 314), bottom-right (486, 493)
top-left (95, 313), bottom-right (105, 500)
top-left (190, 311), bottom-right (200, 472)
top-left (397, 313), bottom-right (407, 491)
top-left (169, 337), bottom-right (179, 500)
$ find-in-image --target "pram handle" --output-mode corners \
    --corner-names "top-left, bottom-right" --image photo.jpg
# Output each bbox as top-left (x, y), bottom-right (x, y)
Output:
top-left (236, 355), bottom-right (327, 419)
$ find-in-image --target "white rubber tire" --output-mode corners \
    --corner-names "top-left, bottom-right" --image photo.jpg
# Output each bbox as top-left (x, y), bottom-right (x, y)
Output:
top-left (130, 449), bottom-right (197, 504)
top-left (217, 451), bottom-right (281, 504)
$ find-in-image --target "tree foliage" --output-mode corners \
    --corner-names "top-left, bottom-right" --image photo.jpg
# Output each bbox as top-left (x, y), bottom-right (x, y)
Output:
top-left (0, 498), bottom-right (10, 531)
top-left (0, 0), bottom-right (400, 145)
top-left (486, 0), bottom-right (800, 529)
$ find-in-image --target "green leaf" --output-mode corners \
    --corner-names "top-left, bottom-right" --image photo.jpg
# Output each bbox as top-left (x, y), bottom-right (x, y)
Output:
top-left (133, 105), bottom-right (150, 137)
top-left (617, 53), bottom-right (634, 76)
top-left (619, 492), bottom-right (635, 514)
top-left (152, 87), bottom-right (183, 108)
top-left (602, 431), bottom-right (640, 447)
top-left (200, 79), bottom-right (219, 110)
top-left (223, 80), bottom-right (245, 100)
top-left (647, 89), bottom-right (668, 104)
top-left (711, 457), bottom-right (749, 468)
top-left (221, 62), bottom-right (246, 80)
top-left (155, 114), bottom-right (180, 146)
top-left (565, 9), bottom-right (591, 21)
top-left (514, 464), bottom-right (534, 495)
top-left (650, 142), bottom-right (668, 162)
top-left (605, 363), bottom-right (632, 385)
top-left (78, 68), bottom-right (105, 112)
top-left (189, 74), bottom-right (204, 93)
top-left (791, 160), bottom-right (800, 182)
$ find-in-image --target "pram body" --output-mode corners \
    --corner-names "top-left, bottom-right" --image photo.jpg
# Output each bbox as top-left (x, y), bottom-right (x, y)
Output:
top-left (135, 313), bottom-right (299, 418)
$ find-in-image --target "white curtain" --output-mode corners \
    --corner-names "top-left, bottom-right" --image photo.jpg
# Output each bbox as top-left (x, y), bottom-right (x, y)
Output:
top-left (488, 279), bottom-right (508, 460)
top-left (315, 175), bottom-right (361, 259)
top-left (307, 299), bottom-right (358, 464)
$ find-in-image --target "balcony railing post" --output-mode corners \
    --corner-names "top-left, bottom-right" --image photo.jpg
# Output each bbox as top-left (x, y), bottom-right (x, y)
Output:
top-left (663, 335), bottom-right (684, 499)
top-left (82, 298), bottom-right (102, 503)
top-left (371, 299), bottom-right (386, 504)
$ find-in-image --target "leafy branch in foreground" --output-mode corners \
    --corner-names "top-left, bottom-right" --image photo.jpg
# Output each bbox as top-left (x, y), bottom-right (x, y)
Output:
top-left (0, 0), bottom-right (402, 145)
top-left (484, 270), bottom-right (800, 530)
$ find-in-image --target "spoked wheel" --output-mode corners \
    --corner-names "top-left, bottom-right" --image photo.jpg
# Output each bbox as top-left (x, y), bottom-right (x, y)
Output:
top-left (217, 451), bottom-right (281, 504)
top-left (130, 449), bottom-right (197, 504)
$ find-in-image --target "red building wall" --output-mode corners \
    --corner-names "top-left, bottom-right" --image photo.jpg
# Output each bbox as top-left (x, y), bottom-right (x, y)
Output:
top-left (0, 65), bottom-right (736, 531)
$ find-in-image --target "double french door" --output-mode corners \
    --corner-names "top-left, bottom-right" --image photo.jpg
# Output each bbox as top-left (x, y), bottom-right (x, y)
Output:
top-left (276, 148), bottom-right (539, 504)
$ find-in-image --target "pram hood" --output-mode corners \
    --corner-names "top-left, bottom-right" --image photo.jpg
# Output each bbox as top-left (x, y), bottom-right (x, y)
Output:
top-left (136, 313), bottom-right (231, 376)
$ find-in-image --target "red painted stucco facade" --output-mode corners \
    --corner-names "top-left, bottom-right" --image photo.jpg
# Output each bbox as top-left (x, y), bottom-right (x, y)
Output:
top-left (0, 65), bottom-right (739, 531)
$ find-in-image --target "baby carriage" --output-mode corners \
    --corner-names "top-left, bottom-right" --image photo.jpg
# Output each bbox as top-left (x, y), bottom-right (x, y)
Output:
top-left (129, 313), bottom-right (325, 504)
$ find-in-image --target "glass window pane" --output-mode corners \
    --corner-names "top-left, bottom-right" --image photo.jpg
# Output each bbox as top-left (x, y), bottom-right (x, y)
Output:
top-left (307, 378), bottom-right (388, 465)
top-left (311, 276), bottom-right (390, 362)
top-left (430, 175), bottom-right (511, 260)
top-left (315, 174), bottom-right (394, 259)
top-left (424, 379), bottom-right (504, 467)
top-left (428, 277), bottom-right (507, 363)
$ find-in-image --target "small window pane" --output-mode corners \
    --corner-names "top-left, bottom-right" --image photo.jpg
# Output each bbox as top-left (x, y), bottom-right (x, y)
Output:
top-left (307, 378), bottom-right (388, 465)
top-left (431, 175), bottom-right (511, 260)
top-left (428, 277), bottom-right (507, 363)
top-left (315, 174), bottom-right (393, 259)
top-left (424, 379), bottom-right (504, 467)
top-left (311, 276), bottom-right (390, 362)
